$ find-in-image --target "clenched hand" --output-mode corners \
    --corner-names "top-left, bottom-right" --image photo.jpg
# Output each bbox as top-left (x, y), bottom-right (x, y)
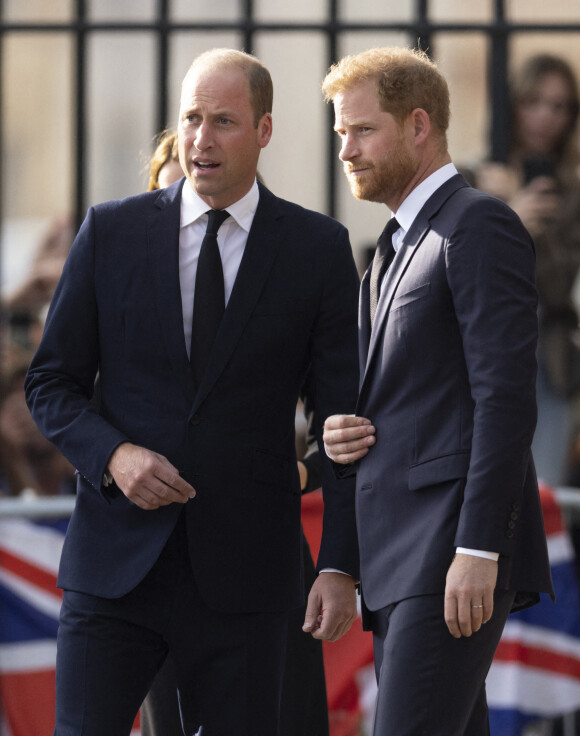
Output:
top-left (107, 442), bottom-right (196, 510)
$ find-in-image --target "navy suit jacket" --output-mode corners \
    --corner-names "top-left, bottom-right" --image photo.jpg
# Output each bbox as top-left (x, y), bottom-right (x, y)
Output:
top-left (25, 179), bottom-right (360, 614)
top-left (355, 174), bottom-right (553, 615)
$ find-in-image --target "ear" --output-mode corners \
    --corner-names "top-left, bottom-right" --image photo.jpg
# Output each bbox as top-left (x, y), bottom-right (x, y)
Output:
top-left (257, 113), bottom-right (273, 149)
top-left (411, 108), bottom-right (431, 145)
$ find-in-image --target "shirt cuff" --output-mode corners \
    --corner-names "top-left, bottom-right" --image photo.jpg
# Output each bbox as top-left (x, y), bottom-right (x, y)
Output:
top-left (456, 547), bottom-right (499, 562)
top-left (319, 568), bottom-right (349, 575)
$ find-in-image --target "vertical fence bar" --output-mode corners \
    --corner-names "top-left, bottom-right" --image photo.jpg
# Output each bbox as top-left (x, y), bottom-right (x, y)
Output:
top-left (74, 0), bottom-right (87, 230)
top-left (490, 0), bottom-right (510, 161)
top-left (326, 0), bottom-right (339, 218)
top-left (155, 0), bottom-right (170, 136)
top-left (242, 0), bottom-right (254, 54)
top-left (415, 0), bottom-right (432, 54)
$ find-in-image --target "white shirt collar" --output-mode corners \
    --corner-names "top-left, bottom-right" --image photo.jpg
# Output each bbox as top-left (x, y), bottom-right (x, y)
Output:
top-left (394, 162), bottom-right (458, 235)
top-left (180, 178), bottom-right (260, 232)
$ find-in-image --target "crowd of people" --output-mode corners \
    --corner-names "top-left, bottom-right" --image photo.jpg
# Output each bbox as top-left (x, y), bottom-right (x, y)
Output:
top-left (467, 53), bottom-right (580, 491)
top-left (0, 217), bottom-right (75, 498)
top-left (1, 44), bottom-right (580, 736)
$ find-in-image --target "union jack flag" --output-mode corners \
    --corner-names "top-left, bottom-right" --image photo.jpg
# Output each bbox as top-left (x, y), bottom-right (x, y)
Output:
top-left (2, 486), bottom-right (579, 736)
top-left (487, 486), bottom-right (580, 734)
top-left (0, 516), bottom-right (142, 736)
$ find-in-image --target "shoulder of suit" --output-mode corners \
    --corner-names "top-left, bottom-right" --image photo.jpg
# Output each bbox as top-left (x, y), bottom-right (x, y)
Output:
top-left (435, 179), bottom-right (527, 240)
top-left (90, 186), bottom-right (173, 218)
top-left (259, 185), bottom-right (346, 234)
top-left (451, 182), bottom-right (519, 217)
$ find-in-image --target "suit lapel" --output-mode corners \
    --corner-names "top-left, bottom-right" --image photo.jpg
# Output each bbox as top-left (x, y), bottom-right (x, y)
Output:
top-left (359, 266), bottom-right (372, 387)
top-left (191, 184), bottom-right (285, 412)
top-left (147, 180), bottom-right (196, 404)
top-left (359, 175), bottom-right (469, 401)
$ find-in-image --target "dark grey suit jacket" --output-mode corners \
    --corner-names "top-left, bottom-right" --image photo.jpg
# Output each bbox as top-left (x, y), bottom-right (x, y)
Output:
top-left (355, 174), bottom-right (553, 616)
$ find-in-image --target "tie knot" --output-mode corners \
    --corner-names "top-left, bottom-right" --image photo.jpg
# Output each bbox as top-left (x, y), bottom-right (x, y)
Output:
top-left (377, 217), bottom-right (400, 253)
top-left (206, 209), bottom-right (229, 236)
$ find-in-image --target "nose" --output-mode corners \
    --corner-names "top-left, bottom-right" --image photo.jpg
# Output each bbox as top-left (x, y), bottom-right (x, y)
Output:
top-left (194, 121), bottom-right (213, 151)
top-left (339, 133), bottom-right (358, 162)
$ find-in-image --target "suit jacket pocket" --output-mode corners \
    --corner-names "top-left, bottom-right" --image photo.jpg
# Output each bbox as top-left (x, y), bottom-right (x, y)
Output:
top-left (391, 282), bottom-right (430, 310)
top-left (408, 451), bottom-right (470, 491)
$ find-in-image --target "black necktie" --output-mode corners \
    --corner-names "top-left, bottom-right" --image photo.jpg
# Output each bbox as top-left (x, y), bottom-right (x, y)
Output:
top-left (369, 217), bottom-right (399, 326)
top-left (190, 209), bottom-right (230, 384)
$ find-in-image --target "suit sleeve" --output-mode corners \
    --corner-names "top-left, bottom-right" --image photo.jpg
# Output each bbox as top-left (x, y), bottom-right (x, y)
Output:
top-left (25, 206), bottom-right (129, 493)
top-left (446, 196), bottom-right (538, 555)
top-left (299, 374), bottom-right (322, 494)
top-left (308, 224), bottom-right (361, 578)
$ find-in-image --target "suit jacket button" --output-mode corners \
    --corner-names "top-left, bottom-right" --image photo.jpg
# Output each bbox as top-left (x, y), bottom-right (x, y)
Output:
top-left (190, 414), bottom-right (201, 426)
top-left (506, 530), bottom-right (514, 538)
top-left (508, 520), bottom-right (516, 529)
top-left (510, 511), bottom-right (518, 520)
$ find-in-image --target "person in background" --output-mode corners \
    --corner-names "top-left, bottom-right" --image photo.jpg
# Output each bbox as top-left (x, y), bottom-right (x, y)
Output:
top-left (473, 54), bottom-right (580, 488)
top-left (0, 364), bottom-right (75, 497)
top-left (322, 46), bottom-right (553, 736)
top-left (0, 218), bottom-right (74, 498)
top-left (140, 131), bottom-right (330, 736)
top-left (25, 48), bottom-right (359, 735)
top-left (147, 129), bottom-right (184, 192)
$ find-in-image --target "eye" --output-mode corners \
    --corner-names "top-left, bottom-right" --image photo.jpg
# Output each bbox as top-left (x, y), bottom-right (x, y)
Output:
top-left (551, 100), bottom-right (570, 115)
top-left (217, 117), bottom-right (232, 126)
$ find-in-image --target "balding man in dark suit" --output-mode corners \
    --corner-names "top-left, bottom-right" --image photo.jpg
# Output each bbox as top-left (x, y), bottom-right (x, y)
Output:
top-left (26, 48), bottom-right (360, 736)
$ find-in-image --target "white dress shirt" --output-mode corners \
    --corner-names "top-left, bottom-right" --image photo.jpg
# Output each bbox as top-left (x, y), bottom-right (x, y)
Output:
top-left (179, 179), bottom-right (259, 358)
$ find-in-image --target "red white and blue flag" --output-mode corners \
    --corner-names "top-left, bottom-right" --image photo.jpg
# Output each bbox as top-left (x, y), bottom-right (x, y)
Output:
top-left (0, 516), bottom-right (142, 736)
top-left (0, 518), bottom-right (65, 736)
top-left (2, 486), bottom-right (580, 736)
top-left (487, 486), bottom-right (580, 735)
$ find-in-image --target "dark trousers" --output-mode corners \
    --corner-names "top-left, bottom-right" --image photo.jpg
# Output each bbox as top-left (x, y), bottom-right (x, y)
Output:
top-left (53, 515), bottom-right (289, 736)
top-left (140, 534), bottom-right (329, 736)
top-left (279, 539), bottom-right (329, 736)
top-left (370, 590), bottom-right (515, 736)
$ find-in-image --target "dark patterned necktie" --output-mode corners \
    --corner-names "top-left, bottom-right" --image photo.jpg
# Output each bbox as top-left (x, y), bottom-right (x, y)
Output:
top-left (190, 209), bottom-right (230, 384)
top-left (369, 217), bottom-right (399, 326)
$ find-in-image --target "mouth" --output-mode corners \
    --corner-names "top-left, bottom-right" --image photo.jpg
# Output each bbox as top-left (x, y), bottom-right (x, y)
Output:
top-left (194, 160), bottom-right (220, 172)
top-left (345, 166), bottom-right (369, 177)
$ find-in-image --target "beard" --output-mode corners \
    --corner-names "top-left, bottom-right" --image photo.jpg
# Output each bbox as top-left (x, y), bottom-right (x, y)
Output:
top-left (344, 140), bottom-right (417, 204)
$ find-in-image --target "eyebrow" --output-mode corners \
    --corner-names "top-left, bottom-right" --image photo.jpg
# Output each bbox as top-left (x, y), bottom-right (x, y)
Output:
top-left (334, 119), bottom-right (369, 131)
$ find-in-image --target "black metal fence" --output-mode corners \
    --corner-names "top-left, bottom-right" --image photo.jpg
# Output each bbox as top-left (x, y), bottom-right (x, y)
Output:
top-left (1, 0), bottom-right (580, 228)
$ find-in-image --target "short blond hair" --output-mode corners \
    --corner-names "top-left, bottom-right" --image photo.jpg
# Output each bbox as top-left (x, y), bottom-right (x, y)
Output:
top-left (184, 48), bottom-right (273, 127)
top-left (322, 47), bottom-right (450, 143)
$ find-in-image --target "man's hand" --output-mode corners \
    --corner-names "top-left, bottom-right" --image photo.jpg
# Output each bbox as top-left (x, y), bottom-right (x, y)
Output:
top-left (323, 414), bottom-right (376, 464)
top-left (444, 554), bottom-right (498, 638)
top-left (302, 572), bottom-right (357, 642)
top-left (107, 442), bottom-right (196, 510)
